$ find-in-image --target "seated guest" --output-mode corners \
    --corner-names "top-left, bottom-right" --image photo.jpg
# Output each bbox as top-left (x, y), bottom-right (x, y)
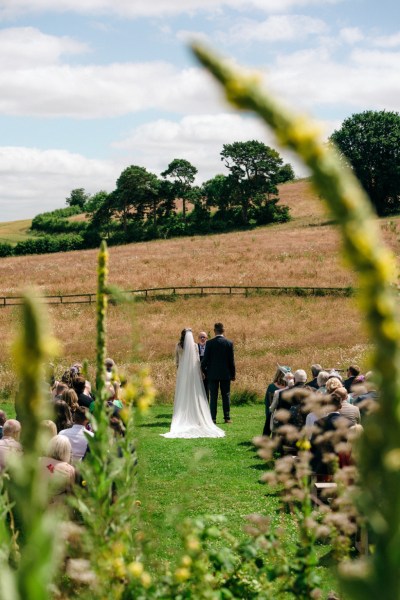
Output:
top-left (325, 376), bottom-right (343, 395)
top-left (262, 364), bottom-right (291, 436)
top-left (352, 371), bottom-right (379, 420)
top-left (310, 394), bottom-right (352, 480)
top-left (106, 382), bottom-right (123, 410)
top-left (344, 364), bottom-right (361, 392)
top-left (59, 407), bottom-right (93, 462)
top-left (277, 387), bottom-right (311, 454)
top-left (0, 410), bottom-right (6, 440)
top-left (40, 435), bottom-right (75, 502)
top-left (54, 400), bottom-right (73, 433)
top-left (52, 382), bottom-right (69, 400)
top-left (0, 419), bottom-right (22, 471)
top-left (316, 370), bottom-right (330, 394)
top-left (269, 371), bottom-right (295, 432)
top-left (105, 357), bottom-right (116, 383)
top-left (338, 423), bottom-right (364, 468)
top-left (306, 364), bottom-right (322, 389)
top-left (334, 386), bottom-right (361, 425)
top-left (73, 376), bottom-right (94, 411)
top-left (40, 419), bottom-right (58, 440)
top-left (61, 388), bottom-right (79, 414)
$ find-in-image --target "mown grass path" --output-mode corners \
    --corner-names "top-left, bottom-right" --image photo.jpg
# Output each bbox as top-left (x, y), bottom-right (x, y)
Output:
top-left (137, 403), bottom-right (275, 563)
top-left (137, 403), bottom-right (338, 593)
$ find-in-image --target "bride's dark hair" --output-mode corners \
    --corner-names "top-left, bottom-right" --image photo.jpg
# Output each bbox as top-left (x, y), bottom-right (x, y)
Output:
top-left (179, 328), bottom-right (191, 348)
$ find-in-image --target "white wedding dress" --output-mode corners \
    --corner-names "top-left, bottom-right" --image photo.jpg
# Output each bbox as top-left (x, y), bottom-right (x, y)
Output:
top-left (161, 330), bottom-right (225, 439)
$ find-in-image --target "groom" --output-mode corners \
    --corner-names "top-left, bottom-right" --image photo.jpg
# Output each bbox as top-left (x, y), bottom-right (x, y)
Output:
top-left (201, 322), bottom-right (235, 424)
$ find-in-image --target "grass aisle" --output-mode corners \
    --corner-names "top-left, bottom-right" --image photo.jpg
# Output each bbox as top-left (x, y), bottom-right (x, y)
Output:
top-left (137, 403), bottom-right (338, 595)
top-left (136, 403), bottom-right (280, 563)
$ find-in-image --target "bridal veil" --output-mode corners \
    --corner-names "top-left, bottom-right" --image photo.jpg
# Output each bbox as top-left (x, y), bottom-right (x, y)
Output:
top-left (161, 330), bottom-right (225, 438)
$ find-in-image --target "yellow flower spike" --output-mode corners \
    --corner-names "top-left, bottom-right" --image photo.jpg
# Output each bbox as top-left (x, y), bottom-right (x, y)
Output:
top-left (174, 567), bottom-right (191, 583)
top-left (191, 42), bottom-right (400, 600)
top-left (186, 536), bottom-right (201, 552)
top-left (140, 572), bottom-right (152, 588)
top-left (181, 555), bottom-right (192, 567)
top-left (127, 561), bottom-right (144, 578)
top-left (381, 318), bottom-right (400, 342)
top-left (111, 541), bottom-right (125, 555)
top-left (225, 71), bottom-right (262, 108)
top-left (112, 557), bottom-right (126, 579)
top-left (296, 438), bottom-right (311, 452)
top-left (384, 449), bottom-right (400, 471)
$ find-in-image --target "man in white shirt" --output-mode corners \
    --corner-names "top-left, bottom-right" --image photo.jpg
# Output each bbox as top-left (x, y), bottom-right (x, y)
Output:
top-left (59, 407), bottom-right (93, 462)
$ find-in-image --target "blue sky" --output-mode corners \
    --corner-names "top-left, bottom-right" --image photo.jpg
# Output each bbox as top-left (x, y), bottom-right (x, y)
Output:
top-left (0, 0), bottom-right (399, 221)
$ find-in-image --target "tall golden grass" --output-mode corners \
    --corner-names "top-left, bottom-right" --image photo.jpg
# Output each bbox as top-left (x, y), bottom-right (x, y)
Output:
top-left (2, 181), bottom-right (400, 299)
top-left (0, 293), bottom-right (367, 404)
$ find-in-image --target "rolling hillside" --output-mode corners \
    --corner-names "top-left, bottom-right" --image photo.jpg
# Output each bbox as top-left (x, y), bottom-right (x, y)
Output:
top-left (0, 219), bottom-right (33, 244)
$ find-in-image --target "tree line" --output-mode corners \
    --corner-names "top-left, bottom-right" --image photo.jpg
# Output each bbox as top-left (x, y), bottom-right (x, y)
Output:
top-left (0, 140), bottom-right (294, 257)
top-left (2, 109), bottom-right (399, 258)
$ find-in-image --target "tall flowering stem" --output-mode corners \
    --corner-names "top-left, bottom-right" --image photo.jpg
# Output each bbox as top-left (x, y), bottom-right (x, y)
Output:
top-left (96, 239), bottom-right (108, 404)
top-left (192, 44), bottom-right (400, 599)
top-left (2, 295), bottom-right (60, 600)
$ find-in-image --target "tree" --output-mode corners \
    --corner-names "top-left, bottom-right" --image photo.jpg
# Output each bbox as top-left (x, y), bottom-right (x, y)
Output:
top-left (114, 165), bottom-right (160, 234)
top-left (161, 158), bottom-right (197, 222)
top-left (277, 163), bottom-right (296, 184)
top-left (220, 140), bottom-right (286, 224)
top-left (330, 110), bottom-right (400, 216)
top-left (201, 174), bottom-right (235, 215)
top-left (65, 188), bottom-right (90, 210)
top-left (85, 190), bottom-right (109, 215)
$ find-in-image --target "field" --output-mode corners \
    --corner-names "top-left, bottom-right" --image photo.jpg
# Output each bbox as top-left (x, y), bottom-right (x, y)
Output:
top-left (0, 218), bottom-right (33, 244)
top-left (2, 179), bottom-right (396, 404)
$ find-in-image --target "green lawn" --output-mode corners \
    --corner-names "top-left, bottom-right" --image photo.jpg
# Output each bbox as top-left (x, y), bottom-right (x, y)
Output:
top-left (136, 403), bottom-right (274, 559)
top-left (136, 403), bottom-right (338, 594)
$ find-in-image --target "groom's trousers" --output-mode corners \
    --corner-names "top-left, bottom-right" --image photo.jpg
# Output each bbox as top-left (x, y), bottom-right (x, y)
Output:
top-left (209, 379), bottom-right (230, 422)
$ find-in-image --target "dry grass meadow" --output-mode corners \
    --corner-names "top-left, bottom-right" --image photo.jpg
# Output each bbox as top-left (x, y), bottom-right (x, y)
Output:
top-left (1, 179), bottom-right (399, 405)
top-left (0, 218), bottom-right (33, 244)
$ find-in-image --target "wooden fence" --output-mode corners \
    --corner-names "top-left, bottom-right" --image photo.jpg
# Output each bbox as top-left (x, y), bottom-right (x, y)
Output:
top-left (0, 285), bottom-right (354, 307)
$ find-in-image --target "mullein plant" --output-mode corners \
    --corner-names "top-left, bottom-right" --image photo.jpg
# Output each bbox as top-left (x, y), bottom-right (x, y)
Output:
top-left (64, 240), bottom-right (156, 599)
top-left (192, 43), bottom-right (400, 599)
top-left (0, 294), bottom-right (60, 600)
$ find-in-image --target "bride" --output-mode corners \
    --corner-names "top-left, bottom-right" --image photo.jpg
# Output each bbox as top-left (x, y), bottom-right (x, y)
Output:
top-left (161, 329), bottom-right (225, 439)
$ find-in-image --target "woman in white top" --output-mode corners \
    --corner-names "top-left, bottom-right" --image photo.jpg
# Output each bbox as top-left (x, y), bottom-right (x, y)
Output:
top-left (162, 329), bottom-right (225, 439)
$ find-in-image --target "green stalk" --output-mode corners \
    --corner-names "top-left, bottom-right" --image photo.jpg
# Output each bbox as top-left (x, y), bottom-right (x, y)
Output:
top-left (1, 295), bottom-right (60, 600)
top-left (191, 43), bottom-right (400, 599)
top-left (95, 239), bottom-right (108, 402)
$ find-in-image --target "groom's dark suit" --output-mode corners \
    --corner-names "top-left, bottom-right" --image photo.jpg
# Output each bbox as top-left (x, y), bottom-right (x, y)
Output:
top-left (201, 335), bottom-right (235, 422)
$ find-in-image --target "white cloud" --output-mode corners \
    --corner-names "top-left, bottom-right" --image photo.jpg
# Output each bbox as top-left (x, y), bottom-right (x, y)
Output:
top-left (339, 27), bottom-right (364, 45)
top-left (222, 14), bottom-right (328, 44)
top-left (0, 0), bottom-right (343, 19)
top-left (0, 147), bottom-right (119, 220)
top-left (113, 113), bottom-right (309, 181)
top-left (0, 54), bottom-right (223, 118)
top-left (266, 45), bottom-right (400, 114)
top-left (373, 32), bottom-right (400, 49)
top-left (0, 27), bottom-right (89, 69)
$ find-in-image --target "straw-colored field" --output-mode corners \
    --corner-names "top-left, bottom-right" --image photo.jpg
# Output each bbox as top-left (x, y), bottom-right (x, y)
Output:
top-left (0, 219), bottom-right (32, 244)
top-left (0, 179), bottom-right (398, 405)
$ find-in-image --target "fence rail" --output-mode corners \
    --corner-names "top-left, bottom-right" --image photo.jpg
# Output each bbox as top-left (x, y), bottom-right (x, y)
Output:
top-left (0, 285), bottom-right (355, 307)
